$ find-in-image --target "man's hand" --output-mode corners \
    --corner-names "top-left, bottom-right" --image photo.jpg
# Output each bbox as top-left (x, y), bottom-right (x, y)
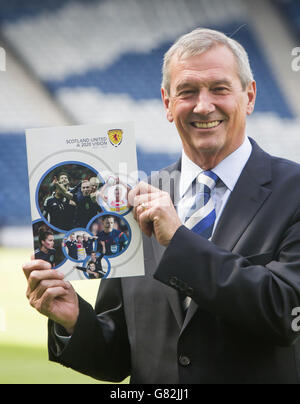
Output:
top-left (128, 181), bottom-right (182, 247)
top-left (23, 259), bottom-right (79, 335)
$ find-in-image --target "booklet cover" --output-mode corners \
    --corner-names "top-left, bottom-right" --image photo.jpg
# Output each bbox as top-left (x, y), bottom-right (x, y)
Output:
top-left (25, 122), bottom-right (144, 281)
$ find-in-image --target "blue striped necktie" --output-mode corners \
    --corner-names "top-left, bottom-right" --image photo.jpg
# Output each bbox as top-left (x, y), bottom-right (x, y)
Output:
top-left (181, 170), bottom-right (219, 313)
top-left (184, 170), bottom-right (219, 239)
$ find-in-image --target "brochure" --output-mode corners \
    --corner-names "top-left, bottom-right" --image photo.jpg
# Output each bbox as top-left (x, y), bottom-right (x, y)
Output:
top-left (25, 122), bottom-right (144, 281)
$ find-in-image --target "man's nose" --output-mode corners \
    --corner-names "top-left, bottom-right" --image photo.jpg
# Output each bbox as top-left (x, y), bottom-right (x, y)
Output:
top-left (193, 91), bottom-right (216, 115)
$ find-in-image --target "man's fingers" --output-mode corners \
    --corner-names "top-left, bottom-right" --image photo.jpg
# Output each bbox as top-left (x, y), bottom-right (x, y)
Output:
top-left (27, 268), bottom-right (64, 292)
top-left (22, 259), bottom-right (52, 280)
top-left (30, 286), bottom-right (68, 315)
top-left (135, 204), bottom-right (157, 237)
top-left (27, 278), bottom-right (70, 301)
top-left (133, 191), bottom-right (163, 206)
top-left (128, 181), bottom-right (159, 206)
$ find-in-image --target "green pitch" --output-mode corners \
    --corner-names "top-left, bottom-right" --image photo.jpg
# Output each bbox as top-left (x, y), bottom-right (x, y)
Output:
top-left (0, 247), bottom-right (127, 384)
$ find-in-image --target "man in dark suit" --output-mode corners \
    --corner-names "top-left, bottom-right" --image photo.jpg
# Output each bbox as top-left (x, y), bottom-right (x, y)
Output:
top-left (23, 28), bottom-right (300, 384)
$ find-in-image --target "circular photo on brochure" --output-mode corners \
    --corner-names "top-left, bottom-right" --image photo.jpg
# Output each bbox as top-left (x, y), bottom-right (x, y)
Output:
top-left (62, 228), bottom-right (98, 262)
top-left (32, 220), bottom-right (66, 269)
top-left (87, 213), bottom-right (131, 257)
top-left (73, 252), bottom-right (111, 280)
top-left (36, 162), bottom-right (104, 232)
top-left (95, 175), bottom-right (132, 216)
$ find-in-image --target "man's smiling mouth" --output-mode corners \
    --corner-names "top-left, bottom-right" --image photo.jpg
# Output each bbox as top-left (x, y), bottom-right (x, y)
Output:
top-left (191, 120), bottom-right (223, 129)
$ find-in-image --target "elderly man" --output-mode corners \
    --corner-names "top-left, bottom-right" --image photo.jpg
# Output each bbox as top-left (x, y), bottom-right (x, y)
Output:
top-left (23, 28), bottom-right (300, 384)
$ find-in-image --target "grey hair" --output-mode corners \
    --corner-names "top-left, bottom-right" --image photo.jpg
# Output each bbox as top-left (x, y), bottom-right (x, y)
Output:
top-left (162, 28), bottom-right (254, 93)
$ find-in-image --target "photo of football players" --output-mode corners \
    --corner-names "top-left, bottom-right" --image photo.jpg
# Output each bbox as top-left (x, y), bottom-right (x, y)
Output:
top-left (82, 233), bottom-right (98, 255)
top-left (76, 234), bottom-right (86, 261)
top-left (89, 214), bottom-right (130, 256)
top-left (62, 230), bottom-right (97, 262)
top-left (42, 172), bottom-right (76, 231)
top-left (33, 222), bottom-right (65, 268)
top-left (62, 233), bottom-right (78, 260)
top-left (72, 180), bottom-right (101, 228)
top-left (38, 163), bottom-right (104, 231)
top-left (73, 250), bottom-right (109, 279)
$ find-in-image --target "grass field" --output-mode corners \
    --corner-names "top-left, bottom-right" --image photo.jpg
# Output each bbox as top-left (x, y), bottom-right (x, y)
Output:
top-left (0, 247), bottom-right (127, 384)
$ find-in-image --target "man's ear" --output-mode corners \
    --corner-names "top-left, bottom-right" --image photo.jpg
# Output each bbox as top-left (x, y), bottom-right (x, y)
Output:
top-left (161, 87), bottom-right (174, 123)
top-left (246, 80), bottom-right (257, 116)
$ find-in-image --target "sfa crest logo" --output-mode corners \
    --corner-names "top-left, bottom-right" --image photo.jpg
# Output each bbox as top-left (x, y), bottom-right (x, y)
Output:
top-left (108, 129), bottom-right (123, 147)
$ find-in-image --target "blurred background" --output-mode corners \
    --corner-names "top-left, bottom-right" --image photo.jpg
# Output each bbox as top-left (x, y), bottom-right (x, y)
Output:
top-left (0, 0), bottom-right (299, 384)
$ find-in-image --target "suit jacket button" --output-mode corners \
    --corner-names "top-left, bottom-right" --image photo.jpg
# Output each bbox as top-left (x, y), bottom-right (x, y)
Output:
top-left (169, 277), bottom-right (178, 287)
top-left (179, 355), bottom-right (191, 367)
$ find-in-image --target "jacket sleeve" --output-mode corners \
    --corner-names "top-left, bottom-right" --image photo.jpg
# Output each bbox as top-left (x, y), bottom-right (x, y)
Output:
top-left (48, 278), bottom-right (131, 382)
top-left (154, 214), bottom-right (300, 347)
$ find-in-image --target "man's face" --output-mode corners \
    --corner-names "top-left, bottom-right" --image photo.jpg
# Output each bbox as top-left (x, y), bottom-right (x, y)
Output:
top-left (90, 253), bottom-right (96, 262)
top-left (103, 217), bottom-right (114, 232)
top-left (70, 234), bottom-right (76, 241)
top-left (81, 181), bottom-right (91, 196)
top-left (59, 175), bottom-right (69, 187)
top-left (90, 177), bottom-right (100, 193)
top-left (161, 45), bottom-right (256, 168)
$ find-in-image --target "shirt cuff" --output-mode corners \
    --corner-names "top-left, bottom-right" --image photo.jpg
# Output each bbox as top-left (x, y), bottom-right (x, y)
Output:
top-left (53, 323), bottom-right (72, 353)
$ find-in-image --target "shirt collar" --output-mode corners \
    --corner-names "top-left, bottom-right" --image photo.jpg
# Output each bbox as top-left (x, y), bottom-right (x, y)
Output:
top-left (180, 136), bottom-right (252, 197)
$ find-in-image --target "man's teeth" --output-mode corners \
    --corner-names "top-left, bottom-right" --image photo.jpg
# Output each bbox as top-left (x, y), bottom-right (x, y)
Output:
top-left (193, 120), bottom-right (221, 128)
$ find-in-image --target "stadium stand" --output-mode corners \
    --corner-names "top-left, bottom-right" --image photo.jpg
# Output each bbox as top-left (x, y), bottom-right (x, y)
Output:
top-left (0, 0), bottom-right (299, 242)
top-left (273, 0), bottom-right (300, 39)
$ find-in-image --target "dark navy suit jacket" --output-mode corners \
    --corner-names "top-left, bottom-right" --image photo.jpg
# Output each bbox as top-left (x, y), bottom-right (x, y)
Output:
top-left (49, 139), bottom-right (300, 384)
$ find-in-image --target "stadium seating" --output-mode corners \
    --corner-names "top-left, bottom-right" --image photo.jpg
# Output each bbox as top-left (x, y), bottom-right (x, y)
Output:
top-left (0, 0), bottom-right (298, 227)
top-left (273, 0), bottom-right (300, 39)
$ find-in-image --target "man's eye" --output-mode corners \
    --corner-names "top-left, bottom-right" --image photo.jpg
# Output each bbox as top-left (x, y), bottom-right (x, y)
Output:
top-left (178, 90), bottom-right (195, 97)
top-left (213, 87), bottom-right (229, 93)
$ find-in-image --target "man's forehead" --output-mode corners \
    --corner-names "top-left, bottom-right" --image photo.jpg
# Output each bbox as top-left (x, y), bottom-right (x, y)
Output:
top-left (169, 45), bottom-right (240, 85)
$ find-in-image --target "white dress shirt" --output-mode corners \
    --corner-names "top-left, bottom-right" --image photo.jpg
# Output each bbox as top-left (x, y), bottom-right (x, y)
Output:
top-left (177, 136), bottom-right (253, 233)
